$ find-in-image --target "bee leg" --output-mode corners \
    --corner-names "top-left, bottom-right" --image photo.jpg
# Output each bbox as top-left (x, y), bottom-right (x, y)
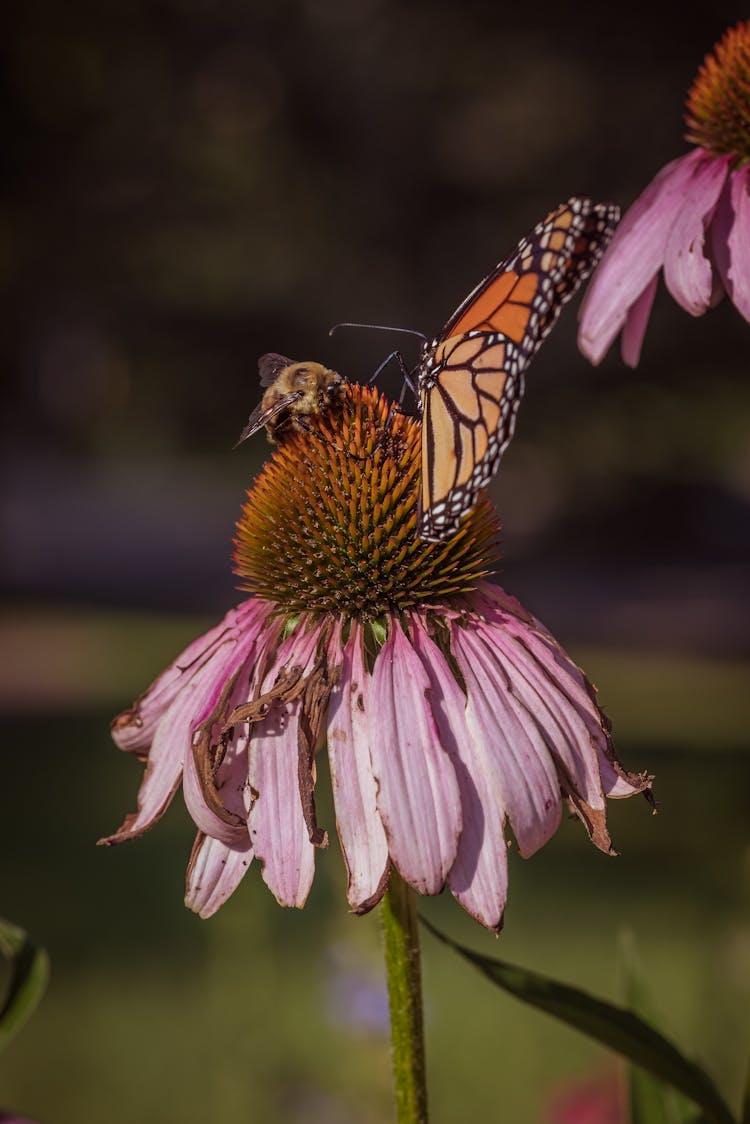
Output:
top-left (298, 416), bottom-right (368, 461)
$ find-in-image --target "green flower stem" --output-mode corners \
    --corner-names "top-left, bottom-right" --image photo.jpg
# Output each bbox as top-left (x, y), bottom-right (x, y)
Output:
top-left (381, 869), bottom-right (428, 1124)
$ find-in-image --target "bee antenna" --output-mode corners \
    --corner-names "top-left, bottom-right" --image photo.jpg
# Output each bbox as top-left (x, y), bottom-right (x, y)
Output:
top-left (329, 322), bottom-right (428, 343)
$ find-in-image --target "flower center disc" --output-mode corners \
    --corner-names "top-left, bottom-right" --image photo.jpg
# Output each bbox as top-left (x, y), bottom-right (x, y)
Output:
top-left (234, 382), bottom-right (499, 617)
top-left (685, 21), bottom-right (750, 164)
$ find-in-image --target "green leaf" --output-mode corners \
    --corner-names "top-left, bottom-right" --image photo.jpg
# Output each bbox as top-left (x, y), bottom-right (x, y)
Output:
top-left (422, 918), bottom-right (736, 1124)
top-left (741, 1051), bottom-right (750, 1124)
top-left (0, 917), bottom-right (50, 1051)
top-left (618, 933), bottom-right (697, 1124)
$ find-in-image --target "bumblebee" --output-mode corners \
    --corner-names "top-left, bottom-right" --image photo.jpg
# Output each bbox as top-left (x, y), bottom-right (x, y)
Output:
top-left (237, 353), bottom-right (343, 445)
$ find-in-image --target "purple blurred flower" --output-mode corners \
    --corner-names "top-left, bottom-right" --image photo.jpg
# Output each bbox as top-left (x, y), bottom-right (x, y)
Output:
top-left (579, 21), bottom-right (750, 366)
top-left (101, 383), bottom-right (651, 931)
top-left (326, 941), bottom-right (390, 1034)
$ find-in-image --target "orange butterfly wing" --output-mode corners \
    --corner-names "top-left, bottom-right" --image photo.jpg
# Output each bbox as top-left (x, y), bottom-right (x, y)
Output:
top-left (417, 198), bottom-right (619, 542)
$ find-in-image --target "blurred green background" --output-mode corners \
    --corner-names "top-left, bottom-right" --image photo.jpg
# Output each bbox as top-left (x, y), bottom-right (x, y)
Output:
top-left (1, 1), bottom-right (749, 1121)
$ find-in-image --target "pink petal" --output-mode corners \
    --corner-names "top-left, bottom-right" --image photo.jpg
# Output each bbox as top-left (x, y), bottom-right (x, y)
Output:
top-left (447, 755), bottom-right (509, 932)
top-left (247, 626), bottom-right (321, 908)
top-left (100, 657), bottom-right (232, 845)
top-left (407, 615), bottom-right (508, 932)
top-left (714, 165), bottom-right (750, 323)
top-left (326, 622), bottom-right (389, 913)
top-left (212, 720), bottom-right (256, 818)
top-left (110, 601), bottom-right (265, 753)
top-left (368, 622), bottom-right (462, 895)
top-left (476, 621), bottom-right (606, 811)
top-left (524, 647), bottom-right (633, 803)
top-left (184, 832), bottom-right (253, 918)
top-left (597, 759), bottom-right (645, 798)
top-left (709, 176), bottom-right (732, 299)
top-left (476, 583), bottom-right (649, 804)
top-left (663, 155), bottom-right (728, 314)
top-left (181, 629), bottom-right (261, 845)
top-left (450, 623), bottom-right (562, 858)
top-left (479, 586), bottom-right (606, 718)
top-left (182, 722), bottom-right (253, 846)
top-left (621, 275), bottom-right (658, 367)
top-left (101, 603), bottom-right (272, 846)
top-left (578, 150), bottom-right (705, 364)
top-left (475, 587), bottom-right (608, 789)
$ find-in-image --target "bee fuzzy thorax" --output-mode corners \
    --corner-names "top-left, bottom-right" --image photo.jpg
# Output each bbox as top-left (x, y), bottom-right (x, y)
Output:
top-left (238, 355), bottom-right (344, 445)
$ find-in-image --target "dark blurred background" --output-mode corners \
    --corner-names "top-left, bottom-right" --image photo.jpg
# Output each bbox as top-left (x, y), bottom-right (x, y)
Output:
top-left (1, 2), bottom-right (749, 1122)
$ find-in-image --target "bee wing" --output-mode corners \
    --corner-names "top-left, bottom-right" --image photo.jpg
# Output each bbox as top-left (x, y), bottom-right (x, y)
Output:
top-left (258, 353), bottom-right (295, 388)
top-left (235, 391), bottom-right (304, 446)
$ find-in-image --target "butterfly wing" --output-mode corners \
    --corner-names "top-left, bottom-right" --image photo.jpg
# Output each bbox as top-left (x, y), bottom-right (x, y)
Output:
top-left (417, 197), bottom-right (619, 542)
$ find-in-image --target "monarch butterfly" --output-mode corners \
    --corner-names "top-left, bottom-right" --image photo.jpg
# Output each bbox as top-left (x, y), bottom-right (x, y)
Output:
top-left (416, 197), bottom-right (620, 542)
top-left (237, 353), bottom-right (343, 445)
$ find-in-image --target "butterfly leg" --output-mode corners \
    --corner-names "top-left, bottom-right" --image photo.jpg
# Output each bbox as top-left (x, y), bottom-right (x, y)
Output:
top-left (367, 349), bottom-right (406, 386)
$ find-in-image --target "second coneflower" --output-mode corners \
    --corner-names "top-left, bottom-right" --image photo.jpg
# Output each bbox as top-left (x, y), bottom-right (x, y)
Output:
top-left (579, 20), bottom-right (750, 366)
top-left (101, 379), bottom-right (652, 932)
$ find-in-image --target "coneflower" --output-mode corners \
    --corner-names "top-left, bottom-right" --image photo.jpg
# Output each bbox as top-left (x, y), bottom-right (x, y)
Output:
top-left (579, 21), bottom-right (750, 366)
top-left (101, 380), bottom-right (651, 932)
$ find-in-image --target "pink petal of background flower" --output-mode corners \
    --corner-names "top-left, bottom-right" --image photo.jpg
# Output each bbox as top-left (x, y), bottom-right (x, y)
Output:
top-left (578, 151), bottom-right (705, 364)
top-left (662, 155), bottom-right (728, 314)
top-left (577, 146), bottom-right (750, 366)
top-left (721, 166), bottom-right (750, 321)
